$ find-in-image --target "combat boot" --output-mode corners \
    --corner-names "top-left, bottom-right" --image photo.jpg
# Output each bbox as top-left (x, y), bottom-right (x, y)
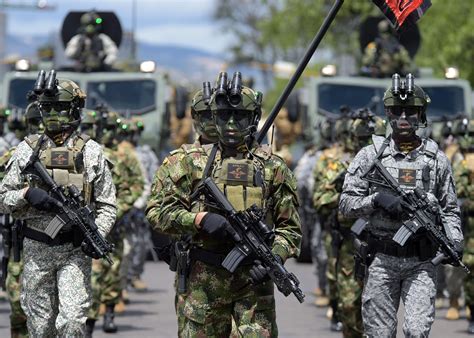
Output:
top-left (468, 306), bottom-right (474, 334)
top-left (103, 304), bottom-right (118, 333)
top-left (446, 298), bottom-right (460, 320)
top-left (85, 319), bottom-right (95, 338)
top-left (131, 276), bottom-right (148, 292)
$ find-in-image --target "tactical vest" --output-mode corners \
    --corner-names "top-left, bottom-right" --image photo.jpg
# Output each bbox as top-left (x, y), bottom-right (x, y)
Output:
top-left (25, 134), bottom-right (92, 204)
top-left (368, 135), bottom-right (439, 235)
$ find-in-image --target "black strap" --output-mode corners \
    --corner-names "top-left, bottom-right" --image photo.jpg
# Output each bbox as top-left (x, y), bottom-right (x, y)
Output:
top-left (202, 144), bottom-right (218, 180)
top-left (190, 247), bottom-right (254, 267)
top-left (23, 227), bottom-right (75, 246)
top-left (368, 237), bottom-right (419, 258)
top-left (375, 136), bottom-right (391, 160)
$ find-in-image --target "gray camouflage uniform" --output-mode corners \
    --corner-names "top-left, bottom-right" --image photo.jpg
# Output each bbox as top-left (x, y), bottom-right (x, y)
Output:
top-left (0, 132), bottom-right (20, 156)
top-left (339, 134), bottom-right (462, 337)
top-left (0, 132), bottom-right (116, 337)
top-left (128, 144), bottom-right (159, 279)
top-left (294, 148), bottom-right (327, 290)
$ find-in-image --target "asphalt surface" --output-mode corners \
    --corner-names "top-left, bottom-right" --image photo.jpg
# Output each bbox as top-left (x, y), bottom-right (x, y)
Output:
top-left (0, 259), bottom-right (471, 337)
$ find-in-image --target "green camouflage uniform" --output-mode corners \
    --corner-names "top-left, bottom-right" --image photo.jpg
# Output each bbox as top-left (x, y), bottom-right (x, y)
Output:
top-left (0, 147), bottom-right (28, 337)
top-left (313, 144), bottom-right (363, 337)
top-left (88, 142), bottom-right (144, 319)
top-left (147, 142), bottom-right (301, 338)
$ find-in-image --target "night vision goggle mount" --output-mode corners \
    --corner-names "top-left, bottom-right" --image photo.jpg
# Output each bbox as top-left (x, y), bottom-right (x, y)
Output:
top-left (391, 73), bottom-right (414, 101)
top-left (203, 71), bottom-right (245, 108)
top-left (33, 70), bottom-right (58, 98)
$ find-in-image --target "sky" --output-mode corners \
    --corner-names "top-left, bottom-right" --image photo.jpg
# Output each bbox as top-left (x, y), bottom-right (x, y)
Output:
top-left (2, 0), bottom-right (230, 54)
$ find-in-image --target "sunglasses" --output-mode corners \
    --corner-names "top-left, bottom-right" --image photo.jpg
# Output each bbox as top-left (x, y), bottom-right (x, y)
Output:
top-left (40, 102), bottom-right (71, 116)
top-left (216, 110), bottom-right (252, 125)
top-left (387, 106), bottom-right (421, 117)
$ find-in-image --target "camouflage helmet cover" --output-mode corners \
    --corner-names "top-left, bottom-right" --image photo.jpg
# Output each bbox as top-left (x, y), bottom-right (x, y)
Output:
top-left (191, 89), bottom-right (217, 142)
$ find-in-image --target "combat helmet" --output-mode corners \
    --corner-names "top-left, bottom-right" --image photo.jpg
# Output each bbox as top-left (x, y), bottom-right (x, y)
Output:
top-left (209, 71), bottom-right (263, 148)
top-left (35, 70), bottom-right (86, 142)
top-left (350, 109), bottom-right (387, 151)
top-left (80, 109), bottom-right (98, 139)
top-left (383, 73), bottom-right (430, 133)
top-left (25, 101), bottom-right (43, 135)
top-left (80, 11), bottom-right (102, 35)
top-left (455, 118), bottom-right (474, 152)
top-left (191, 82), bottom-right (218, 143)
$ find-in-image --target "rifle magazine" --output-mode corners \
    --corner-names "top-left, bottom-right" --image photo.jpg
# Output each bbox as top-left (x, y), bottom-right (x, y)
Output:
top-left (222, 246), bottom-right (247, 273)
top-left (45, 215), bottom-right (67, 239)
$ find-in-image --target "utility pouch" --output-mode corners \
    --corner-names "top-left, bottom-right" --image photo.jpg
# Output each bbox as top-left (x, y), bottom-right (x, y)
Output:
top-left (353, 237), bottom-right (370, 282)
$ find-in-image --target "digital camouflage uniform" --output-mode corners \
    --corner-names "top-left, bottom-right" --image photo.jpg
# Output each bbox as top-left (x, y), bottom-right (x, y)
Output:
top-left (313, 143), bottom-right (363, 338)
top-left (0, 148), bottom-right (28, 337)
top-left (339, 134), bottom-right (462, 337)
top-left (88, 144), bottom-right (144, 320)
top-left (0, 131), bottom-right (116, 337)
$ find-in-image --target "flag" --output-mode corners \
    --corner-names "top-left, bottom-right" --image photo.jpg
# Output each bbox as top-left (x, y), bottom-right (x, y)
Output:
top-left (372, 0), bottom-right (432, 30)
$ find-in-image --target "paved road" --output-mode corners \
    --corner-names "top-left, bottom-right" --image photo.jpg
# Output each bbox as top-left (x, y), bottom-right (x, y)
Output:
top-left (0, 259), bottom-right (471, 337)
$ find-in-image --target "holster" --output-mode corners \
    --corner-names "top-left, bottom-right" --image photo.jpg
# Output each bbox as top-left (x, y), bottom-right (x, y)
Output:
top-left (11, 220), bottom-right (24, 262)
top-left (175, 240), bottom-right (191, 294)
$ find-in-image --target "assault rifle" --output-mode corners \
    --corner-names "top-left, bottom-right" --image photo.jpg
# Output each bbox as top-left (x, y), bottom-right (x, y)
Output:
top-left (362, 157), bottom-right (469, 274)
top-left (196, 177), bottom-right (305, 303)
top-left (22, 138), bottom-right (114, 264)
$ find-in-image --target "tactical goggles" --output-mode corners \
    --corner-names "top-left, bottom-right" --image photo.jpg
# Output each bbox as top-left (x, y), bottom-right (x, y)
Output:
top-left (215, 110), bottom-right (253, 128)
top-left (386, 106), bottom-right (422, 117)
top-left (39, 102), bottom-right (71, 116)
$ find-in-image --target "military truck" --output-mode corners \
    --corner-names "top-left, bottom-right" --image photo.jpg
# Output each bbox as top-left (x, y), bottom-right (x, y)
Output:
top-left (0, 11), bottom-right (188, 157)
top-left (303, 73), bottom-right (472, 146)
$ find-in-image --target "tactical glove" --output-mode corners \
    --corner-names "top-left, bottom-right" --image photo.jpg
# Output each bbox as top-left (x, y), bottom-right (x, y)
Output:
top-left (81, 241), bottom-right (101, 259)
top-left (199, 213), bottom-right (231, 237)
top-left (25, 187), bottom-right (63, 212)
top-left (441, 241), bottom-right (464, 267)
top-left (373, 192), bottom-right (403, 219)
top-left (249, 256), bottom-right (283, 285)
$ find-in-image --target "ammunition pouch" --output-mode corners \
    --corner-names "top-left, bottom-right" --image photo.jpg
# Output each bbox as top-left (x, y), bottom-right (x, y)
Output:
top-left (353, 236), bottom-right (372, 282)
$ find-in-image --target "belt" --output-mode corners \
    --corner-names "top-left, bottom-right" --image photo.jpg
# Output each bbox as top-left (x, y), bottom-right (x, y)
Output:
top-left (190, 247), bottom-right (255, 267)
top-left (369, 237), bottom-right (420, 258)
top-left (24, 227), bottom-right (76, 246)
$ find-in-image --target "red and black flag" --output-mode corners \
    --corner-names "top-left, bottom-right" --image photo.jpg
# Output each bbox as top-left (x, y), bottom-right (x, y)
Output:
top-left (372, 0), bottom-right (432, 30)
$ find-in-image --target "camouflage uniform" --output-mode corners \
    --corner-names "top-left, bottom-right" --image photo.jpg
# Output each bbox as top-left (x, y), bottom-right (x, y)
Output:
top-left (451, 121), bottom-right (474, 330)
top-left (88, 144), bottom-right (144, 320)
top-left (340, 74), bottom-right (464, 337)
top-left (0, 148), bottom-right (28, 337)
top-left (147, 76), bottom-right (301, 337)
top-left (294, 147), bottom-right (327, 293)
top-left (0, 131), bottom-right (116, 337)
top-left (339, 134), bottom-right (462, 336)
top-left (128, 144), bottom-right (159, 284)
top-left (313, 143), bottom-right (362, 337)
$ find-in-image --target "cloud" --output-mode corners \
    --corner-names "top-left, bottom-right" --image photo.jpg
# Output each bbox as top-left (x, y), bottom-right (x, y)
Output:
top-left (137, 23), bottom-right (230, 54)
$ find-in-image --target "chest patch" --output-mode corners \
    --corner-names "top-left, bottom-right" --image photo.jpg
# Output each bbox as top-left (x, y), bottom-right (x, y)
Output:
top-left (227, 163), bottom-right (249, 183)
top-left (51, 151), bottom-right (70, 168)
top-left (398, 168), bottom-right (417, 186)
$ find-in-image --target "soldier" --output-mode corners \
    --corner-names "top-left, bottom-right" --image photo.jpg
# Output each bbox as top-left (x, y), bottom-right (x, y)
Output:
top-left (146, 72), bottom-right (301, 337)
top-left (0, 108), bottom-right (21, 157)
top-left (0, 101), bottom-right (44, 338)
top-left (314, 110), bottom-right (386, 337)
top-left (339, 74), bottom-right (463, 337)
top-left (361, 20), bottom-right (414, 78)
top-left (451, 119), bottom-right (474, 333)
top-left (65, 11), bottom-right (118, 72)
top-left (0, 71), bottom-right (116, 336)
top-left (85, 111), bottom-right (144, 335)
top-left (127, 118), bottom-right (159, 292)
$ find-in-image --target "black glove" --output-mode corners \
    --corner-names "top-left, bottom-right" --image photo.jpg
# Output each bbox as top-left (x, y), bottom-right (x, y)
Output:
top-left (373, 192), bottom-right (403, 219)
top-left (249, 256), bottom-right (283, 285)
top-left (442, 241), bottom-right (464, 266)
top-left (81, 241), bottom-right (101, 259)
top-left (25, 188), bottom-right (63, 212)
top-left (249, 260), bottom-right (270, 285)
top-left (200, 213), bottom-right (230, 237)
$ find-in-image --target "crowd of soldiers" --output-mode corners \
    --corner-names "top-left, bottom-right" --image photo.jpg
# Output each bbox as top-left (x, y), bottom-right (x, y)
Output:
top-left (0, 63), bottom-right (471, 338)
